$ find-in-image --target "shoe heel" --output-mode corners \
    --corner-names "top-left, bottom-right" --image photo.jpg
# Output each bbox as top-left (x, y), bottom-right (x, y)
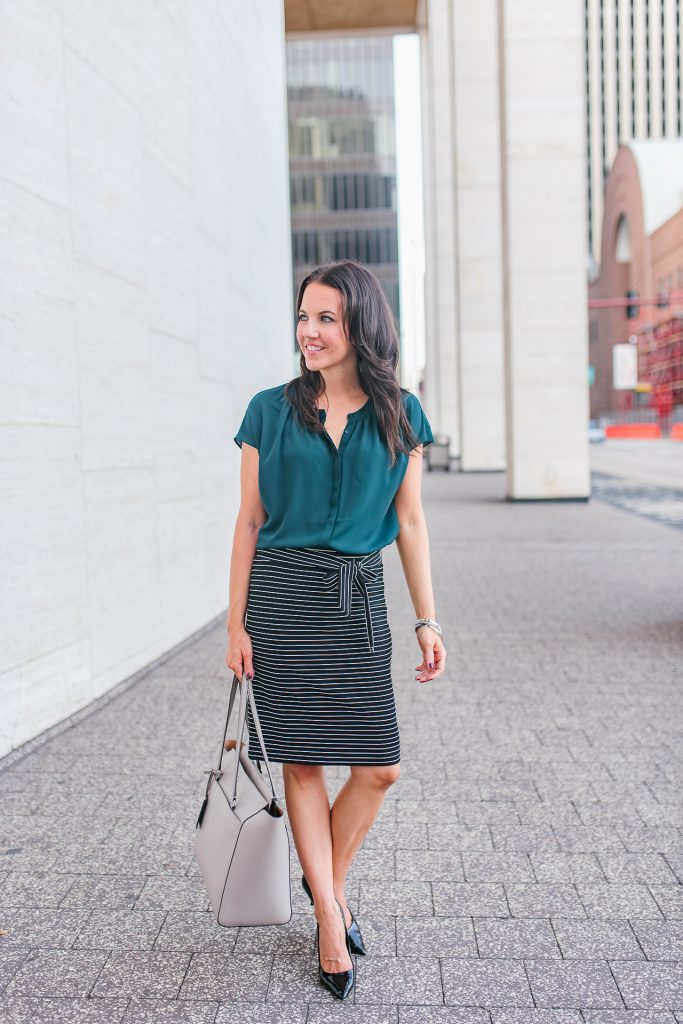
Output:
top-left (346, 912), bottom-right (367, 956)
top-left (303, 873), bottom-right (366, 954)
top-left (301, 873), bottom-right (314, 905)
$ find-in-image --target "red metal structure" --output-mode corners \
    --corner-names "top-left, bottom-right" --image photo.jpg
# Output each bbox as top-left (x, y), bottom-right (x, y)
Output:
top-left (637, 313), bottom-right (683, 424)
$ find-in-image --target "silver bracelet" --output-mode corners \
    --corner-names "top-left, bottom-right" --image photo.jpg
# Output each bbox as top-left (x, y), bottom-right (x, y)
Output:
top-left (415, 617), bottom-right (442, 637)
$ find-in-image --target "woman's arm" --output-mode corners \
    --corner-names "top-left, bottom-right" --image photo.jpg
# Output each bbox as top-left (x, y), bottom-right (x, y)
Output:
top-left (394, 445), bottom-right (446, 683)
top-left (227, 442), bottom-right (266, 679)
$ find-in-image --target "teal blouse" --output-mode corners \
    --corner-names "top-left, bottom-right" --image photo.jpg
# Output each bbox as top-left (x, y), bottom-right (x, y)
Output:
top-left (233, 383), bottom-right (434, 554)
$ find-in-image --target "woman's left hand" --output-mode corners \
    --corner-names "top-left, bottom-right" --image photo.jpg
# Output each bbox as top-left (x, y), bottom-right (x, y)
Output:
top-left (415, 625), bottom-right (446, 683)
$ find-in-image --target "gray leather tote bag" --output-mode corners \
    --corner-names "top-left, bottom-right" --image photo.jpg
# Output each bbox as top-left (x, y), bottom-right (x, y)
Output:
top-left (193, 671), bottom-right (292, 926)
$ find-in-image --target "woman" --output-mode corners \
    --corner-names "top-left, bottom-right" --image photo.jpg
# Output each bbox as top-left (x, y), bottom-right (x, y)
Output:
top-left (226, 259), bottom-right (446, 1000)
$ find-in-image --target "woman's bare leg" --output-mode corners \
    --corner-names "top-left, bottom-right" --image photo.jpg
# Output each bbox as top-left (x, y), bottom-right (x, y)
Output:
top-left (330, 763), bottom-right (401, 924)
top-left (282, 762), bottom-right (352, 972)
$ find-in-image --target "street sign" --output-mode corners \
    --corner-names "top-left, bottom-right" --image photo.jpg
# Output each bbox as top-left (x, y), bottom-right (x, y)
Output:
top-left (612, 343), bottom-right (638, 389)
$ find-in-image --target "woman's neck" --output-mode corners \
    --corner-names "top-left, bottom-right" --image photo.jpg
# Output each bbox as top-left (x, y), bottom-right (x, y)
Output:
top-left (316, 370), bottom-right (366, 405)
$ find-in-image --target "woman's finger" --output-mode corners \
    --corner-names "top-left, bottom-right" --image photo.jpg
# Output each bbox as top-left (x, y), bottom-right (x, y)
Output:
top-left (418, 639), bottom-right (435, 669)
top-left (227, 653), bottom-right (243, 675)
top-left (416, 637), bottom-right (447, 681)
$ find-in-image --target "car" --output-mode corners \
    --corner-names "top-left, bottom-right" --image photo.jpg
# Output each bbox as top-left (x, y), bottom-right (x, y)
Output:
top-left (588, 420), bottom-right (606, 443)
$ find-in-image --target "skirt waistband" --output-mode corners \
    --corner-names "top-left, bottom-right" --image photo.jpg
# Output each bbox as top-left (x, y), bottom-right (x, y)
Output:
top-left (255, 546), bottom-right (381, 653)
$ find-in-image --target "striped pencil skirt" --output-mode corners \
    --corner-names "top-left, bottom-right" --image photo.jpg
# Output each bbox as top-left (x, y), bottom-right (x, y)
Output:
top-left (244, 545), bottom-right (400, 766)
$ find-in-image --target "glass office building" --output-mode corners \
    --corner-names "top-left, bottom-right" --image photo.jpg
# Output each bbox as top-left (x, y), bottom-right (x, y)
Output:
top-left (286, 35), bottom-right (400, 338)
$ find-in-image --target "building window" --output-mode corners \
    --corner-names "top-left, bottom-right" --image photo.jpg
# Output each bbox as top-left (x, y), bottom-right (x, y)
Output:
top-left (615, 214), bottom-right (632, 262)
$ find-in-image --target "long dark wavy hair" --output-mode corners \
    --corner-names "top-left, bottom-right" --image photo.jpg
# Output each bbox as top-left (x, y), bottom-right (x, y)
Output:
top-left (284, 259), bottom-right (422, 468)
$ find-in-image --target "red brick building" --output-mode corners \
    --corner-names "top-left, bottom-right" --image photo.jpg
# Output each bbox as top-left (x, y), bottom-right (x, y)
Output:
top-left (588, 139), bottom-right (683, 426)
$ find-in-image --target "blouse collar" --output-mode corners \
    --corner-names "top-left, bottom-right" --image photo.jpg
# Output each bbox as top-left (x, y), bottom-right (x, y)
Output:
top-left (318, 397), bottom-right (372, 421)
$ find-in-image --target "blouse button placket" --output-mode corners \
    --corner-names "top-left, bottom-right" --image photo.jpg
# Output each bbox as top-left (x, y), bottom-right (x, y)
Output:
top-left (325, 414), bottom-right (357, 541)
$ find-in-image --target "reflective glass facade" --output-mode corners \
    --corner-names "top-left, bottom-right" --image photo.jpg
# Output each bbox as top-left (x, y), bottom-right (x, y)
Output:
top-left (286, 36), bottom-right (400, 334)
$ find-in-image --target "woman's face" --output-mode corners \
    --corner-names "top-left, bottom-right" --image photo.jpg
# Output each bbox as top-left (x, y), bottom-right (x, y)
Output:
top-left (296, 283), bottom-right (355, 372)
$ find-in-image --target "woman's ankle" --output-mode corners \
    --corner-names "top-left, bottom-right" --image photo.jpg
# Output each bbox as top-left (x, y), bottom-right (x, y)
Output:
top-left (333, 891), bottom-right (350, 923)
top-left (314, 896), bottom-right (342, 920)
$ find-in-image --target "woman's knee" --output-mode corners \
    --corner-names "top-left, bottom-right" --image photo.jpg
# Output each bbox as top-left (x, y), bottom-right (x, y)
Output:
top-left (353, 762), bottom-right (401, 789)
top-left (282, 762), bottom-right (324, 785)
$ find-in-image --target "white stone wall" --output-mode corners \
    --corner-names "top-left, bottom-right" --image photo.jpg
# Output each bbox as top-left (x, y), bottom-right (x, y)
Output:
top-left (0, 1), bottom-right (294, 757)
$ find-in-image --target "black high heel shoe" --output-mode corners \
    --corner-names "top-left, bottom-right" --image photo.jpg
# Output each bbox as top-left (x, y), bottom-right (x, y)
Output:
top-left (302, 873), bottom-right (367, 956)
top-left (315, 900), bottom-right (354, 1000)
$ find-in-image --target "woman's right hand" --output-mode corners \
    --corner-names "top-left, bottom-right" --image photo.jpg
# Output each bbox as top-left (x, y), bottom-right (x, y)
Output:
top-left (226, 621), bottom-right (254, 681)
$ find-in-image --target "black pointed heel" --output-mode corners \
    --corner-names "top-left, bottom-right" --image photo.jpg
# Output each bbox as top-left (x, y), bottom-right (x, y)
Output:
top-left (315, 901), bottom-right (354, 1000)
top-left (345, 913), bottom-right (367, 957)
top-left (302, 873), bottom-right (367, 955)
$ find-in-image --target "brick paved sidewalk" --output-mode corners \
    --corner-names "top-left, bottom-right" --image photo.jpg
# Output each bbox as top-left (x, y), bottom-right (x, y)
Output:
top-left (1, 470), bottom-right (682, 1022)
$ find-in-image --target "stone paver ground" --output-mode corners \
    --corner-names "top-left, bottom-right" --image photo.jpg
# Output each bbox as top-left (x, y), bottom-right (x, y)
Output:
top-left (1, 466), bottom-right (682, 1023)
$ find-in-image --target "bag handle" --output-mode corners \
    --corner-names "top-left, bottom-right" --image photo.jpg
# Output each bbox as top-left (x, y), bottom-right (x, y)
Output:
top-left (230, 673), bottom-right (279, 810)
top-left (197, 672), bottom-right (280, 830)
top-left (214, 671), bottom-right (280, 806)
top-left (216, 672), bottom-right (241, 771)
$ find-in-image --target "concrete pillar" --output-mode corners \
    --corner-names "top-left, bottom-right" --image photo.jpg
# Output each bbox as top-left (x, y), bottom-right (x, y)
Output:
top-left (418, 0), bottom-right (461, 455)
top-left (498, 0), bottom-right (591, 498)
top-left (451, 1), bottom-right (506, 470)
top-left (420, 0), bottom-right (590, 494)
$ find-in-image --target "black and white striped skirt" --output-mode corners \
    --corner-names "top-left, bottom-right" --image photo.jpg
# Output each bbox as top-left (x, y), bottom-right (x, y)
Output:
top-left (244, 545), bottom-right (400, 766)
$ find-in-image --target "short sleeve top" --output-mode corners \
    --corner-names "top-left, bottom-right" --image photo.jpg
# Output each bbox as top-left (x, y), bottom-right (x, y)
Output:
top-left (234, 382), bottom-right (434, 553)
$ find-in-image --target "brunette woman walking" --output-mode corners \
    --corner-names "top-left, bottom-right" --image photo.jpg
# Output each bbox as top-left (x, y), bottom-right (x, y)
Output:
top-left (227, 259), bottom-right (446, 1000)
